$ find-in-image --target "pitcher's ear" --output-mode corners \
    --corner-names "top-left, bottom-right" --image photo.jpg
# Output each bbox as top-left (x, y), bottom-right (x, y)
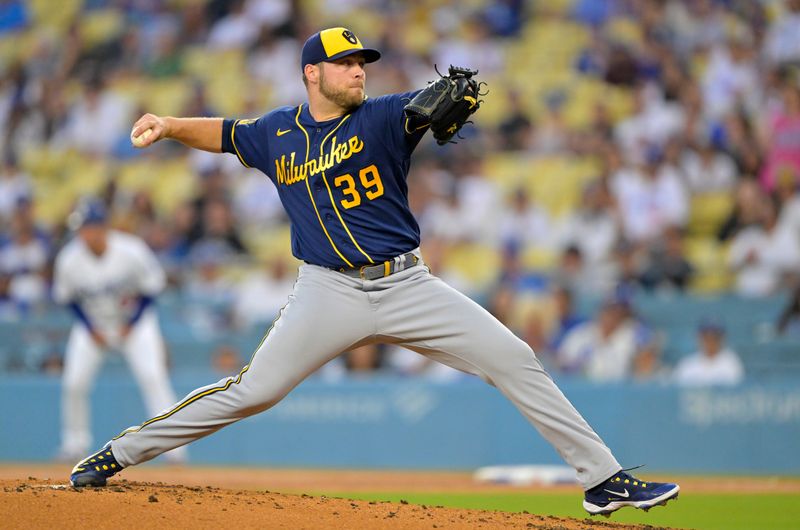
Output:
top-left (304, 63), bottom-right (320, 84)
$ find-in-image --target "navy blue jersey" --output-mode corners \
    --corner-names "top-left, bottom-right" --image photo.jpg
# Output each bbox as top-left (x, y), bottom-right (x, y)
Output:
top-left (221, 91), bottom-right (428, 268)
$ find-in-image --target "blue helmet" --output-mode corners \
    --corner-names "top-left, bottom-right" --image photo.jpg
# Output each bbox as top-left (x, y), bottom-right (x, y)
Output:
top-left (68, 198), bottom-right (108, 230)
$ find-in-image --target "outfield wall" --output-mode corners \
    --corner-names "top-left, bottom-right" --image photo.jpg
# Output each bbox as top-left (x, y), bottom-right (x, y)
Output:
top-left (1, 373), bottom-right (799, 474)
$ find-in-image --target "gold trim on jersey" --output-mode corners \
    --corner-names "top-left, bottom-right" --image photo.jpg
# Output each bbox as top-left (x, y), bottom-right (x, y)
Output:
top-left (231, 119), bottom-right (252, 168)
top-left (320, 116), bottom-right (374, 264)
top-left (111, 301), bottom-right (288, 442)
top-left (294, 105), bottom-right (354, 268)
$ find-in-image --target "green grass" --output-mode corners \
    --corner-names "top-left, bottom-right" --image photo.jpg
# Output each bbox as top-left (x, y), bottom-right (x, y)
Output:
top-left (309, 491), bottom-right (800, 530)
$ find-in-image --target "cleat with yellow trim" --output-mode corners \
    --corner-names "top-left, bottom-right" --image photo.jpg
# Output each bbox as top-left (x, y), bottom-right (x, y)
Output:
top-left (583, 469), bottom-right (679, 517)
top-left (70, 445), bottom-right (123, 487)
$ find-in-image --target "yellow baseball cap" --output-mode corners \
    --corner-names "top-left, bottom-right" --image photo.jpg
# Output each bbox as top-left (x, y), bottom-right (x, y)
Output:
top-left (301, 27), bottom-right (381, 69)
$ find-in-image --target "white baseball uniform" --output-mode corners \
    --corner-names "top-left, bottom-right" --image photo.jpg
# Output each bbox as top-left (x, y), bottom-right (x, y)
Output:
top-left (53, 229), bottom-right (185, 461)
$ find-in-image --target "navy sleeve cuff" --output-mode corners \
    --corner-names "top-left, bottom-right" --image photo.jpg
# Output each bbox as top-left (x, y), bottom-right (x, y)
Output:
top-left (127, 295), bottom-right (154, 327)
top-left (221, 119), bottom-right (235, 154)
top-left (68, 302), bottom-right (94, 332)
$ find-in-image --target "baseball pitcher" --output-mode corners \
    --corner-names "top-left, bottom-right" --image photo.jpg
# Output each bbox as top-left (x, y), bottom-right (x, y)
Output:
top-left (70, 28), bottom-right (678, 516)
top-left (55, 199), bottom-right (185, 463)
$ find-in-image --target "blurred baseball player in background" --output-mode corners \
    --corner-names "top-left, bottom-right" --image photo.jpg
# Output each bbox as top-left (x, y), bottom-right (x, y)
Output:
top-left (54, 198), bottom-right (185, 464)
top-left (70, 27), bottom-right (678, 516)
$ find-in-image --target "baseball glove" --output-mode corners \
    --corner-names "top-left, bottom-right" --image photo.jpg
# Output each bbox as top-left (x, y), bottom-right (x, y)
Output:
top-left (403, 65), bottom-right (485, 145)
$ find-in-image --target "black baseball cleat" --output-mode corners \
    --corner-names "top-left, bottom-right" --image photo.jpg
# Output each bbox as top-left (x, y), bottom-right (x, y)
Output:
top-left (583, 469), bottom-right (679, 517)
top-left (70, 445), bottom-right (123, 487)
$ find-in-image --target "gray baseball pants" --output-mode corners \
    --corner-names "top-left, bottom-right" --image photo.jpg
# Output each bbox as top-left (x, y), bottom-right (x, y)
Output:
top-left (110, 258), bottom-right (621, 489)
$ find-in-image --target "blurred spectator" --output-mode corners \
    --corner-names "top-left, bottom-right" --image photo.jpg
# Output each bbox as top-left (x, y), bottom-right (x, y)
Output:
top-left (418, 237), bottom-right (472, 296)
top-left (701, 29), bottom-right (759, 119)
top-left (481, 0), bottom-right (525, 37)
top-left (182, 247), bottom-right (236, 338)
top-left (589, 102), bottom-right (615, 143)
top-left (775, 171), bottom-right (800, 241)
top-left (534, 91), bottom-right (569, 154)
top-left (454, 156), bottom-right (502, 243)
top-left (613, 150), bottom-right (689, 245)
top-left (679, 139), bottom-right (738, 194)
top-left (207, 0), bottom-right (260, 50)
top-left (557, 296), bottom-right (638, 381)
top-left (144, 29), bottom-right (183, 78)
top-left (665, 0), bottom-right (728, 54)
top-left (39, 351), bottom-right (64, 376)
top-left (243, 0), bottom-right (293, 30)
top-left (728, 196), bottom-right (800, 297)
top-left (0, 198), bottom-right (50, 309)
top-left (344, 344), bottom-right (383, 377)
top-left (759, 83), bottom-right (800, 191)
top-left (673, 319), bottom-right (744, 386)
top-left (317, 344), bottom-right (385, 381)
top-left (575, 29), bottom-right (609, 77)
top-left (145, 203), bottom-right (195, 275)
top-left (521, 310), bottom-right (549, 361)
top-left (557, 179), bottom-right (620, 271)
top-left (604, 44), bottom-right (639, 87)
top-left (233, 167), bottom-right (286, 227)
top-left (614, 84), bottom-right (685, 163)
top-left (638, 226), bottom-right (694, 292)
top-left (719, 111), bottom-right (762, 176)
top-left (610, 239), bottom-right (645, 294)
top-left (0, 157), bottom-right (31, 224)
top-left (113, 189), bottom-right (157, 238)
top-left (232, 256), bottom-right (296, 329)
top-left (247, 27), bottom-right (304, 106)
top-left (182, 81), bottom-right (218, 118)
top-left (497, 187), bottom-right (552, 250)
top-left (551, 245), bottom-right (601, 296)
top-left (763, 0), bottom-right (800, 66)
top-left (488, 283), bottom-right (516, 327)
top-left (178, 2), bottom-right (210, 46)
top-left (496, 89), bottom-right (533, 151)
top-left (53, 77), bottom-right (131, 156)
top-left (433, 15), bottom-right (505, 77)
top-left (547, 285), bottom-right (587, 355)
top-left (631, 334), bottom-right (669, 382)
top-left (386, 345), bottom-right (464, 382)
top-left (717, 178), bottom-right (766, 242)
top-left (15, 80), bottom-right (70, 152)
top-left (212, 345), bottom-right (243, 375)
top-left (421, 177), bottom-right (473, 243)
top-left (187, 199), bottom-right (249, 260)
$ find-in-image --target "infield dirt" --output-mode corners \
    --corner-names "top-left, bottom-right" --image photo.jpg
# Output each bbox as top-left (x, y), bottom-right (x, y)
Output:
top-left (7, 465), bottom-right (795, 529)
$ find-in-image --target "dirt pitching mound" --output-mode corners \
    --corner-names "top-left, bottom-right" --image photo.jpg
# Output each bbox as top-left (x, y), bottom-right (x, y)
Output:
top-left (2, 478), bottom-right (672, 530)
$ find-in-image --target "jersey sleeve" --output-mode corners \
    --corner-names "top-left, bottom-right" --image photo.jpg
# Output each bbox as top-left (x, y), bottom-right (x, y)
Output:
top-left (221, 115), bottom-right (271, 169)
top-left (374, 90), bottom-right (428, 160)
top-left (130, 239), bottom-right (166, 296)
top-left (52, 250), bottom-right (74, 304)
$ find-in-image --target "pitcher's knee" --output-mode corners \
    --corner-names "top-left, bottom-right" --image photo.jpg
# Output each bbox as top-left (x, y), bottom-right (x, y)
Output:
top-left (237, 382), bottom-right (289, 415)
top-left (489, 338), bottom-right (541, 375)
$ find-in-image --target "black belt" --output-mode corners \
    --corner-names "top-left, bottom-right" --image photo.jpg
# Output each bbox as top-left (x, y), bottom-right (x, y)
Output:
top-left (334, 252), bottom-right (419, 280)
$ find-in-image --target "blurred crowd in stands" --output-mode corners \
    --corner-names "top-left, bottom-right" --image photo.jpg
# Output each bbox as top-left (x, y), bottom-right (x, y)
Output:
top-left (1, 0), bottom-right (800, 384)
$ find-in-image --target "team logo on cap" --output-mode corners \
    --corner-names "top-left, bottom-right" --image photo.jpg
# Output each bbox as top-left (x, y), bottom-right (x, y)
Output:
top-left (342, 29), bottom-right (358, 44)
